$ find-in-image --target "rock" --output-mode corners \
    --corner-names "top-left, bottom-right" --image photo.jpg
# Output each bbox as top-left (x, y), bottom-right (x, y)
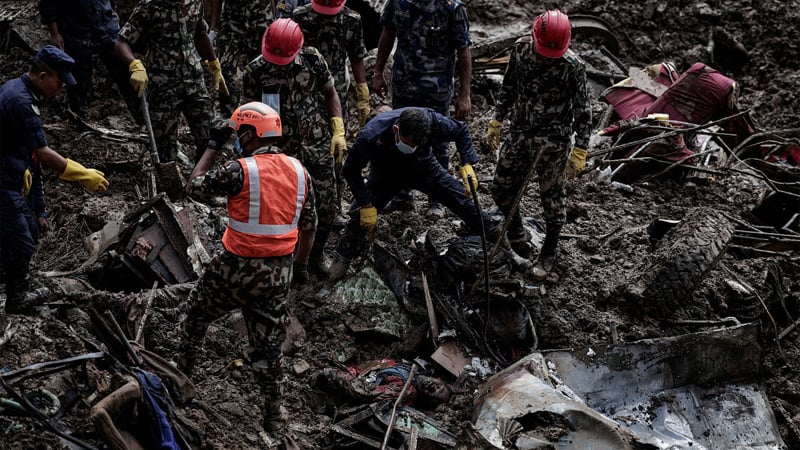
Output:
top-left (293, 359), bottom-right (310, 375)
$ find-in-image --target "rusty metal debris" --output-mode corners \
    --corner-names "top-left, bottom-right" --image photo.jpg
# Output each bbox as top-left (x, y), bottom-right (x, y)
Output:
top-left (473, 324), bottom-right (784, 449)
top-left (111, 194), bottom-right (209, 289)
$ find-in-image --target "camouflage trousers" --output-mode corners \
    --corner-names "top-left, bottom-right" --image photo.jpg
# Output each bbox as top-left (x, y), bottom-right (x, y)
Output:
top-left (286, 140), bottom-right (337, 257)
top-left (148, 72), bottom-right (213, 163)
top-left (180, 250), bottom-right (293, 403)
top-left (491, 133), bottom-right (571, 234)
top-left (217, 29), bottom-right (264, 112)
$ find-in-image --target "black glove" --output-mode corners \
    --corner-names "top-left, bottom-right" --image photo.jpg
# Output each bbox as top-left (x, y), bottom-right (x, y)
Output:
top-left (292, 261), bottom-right (309, 285)
top-left (207, 117), bottom-right (233, 151)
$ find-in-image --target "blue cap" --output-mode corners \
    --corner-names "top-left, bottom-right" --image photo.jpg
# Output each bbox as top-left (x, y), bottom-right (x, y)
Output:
top-left (35, 45), bottom-right (77, 86)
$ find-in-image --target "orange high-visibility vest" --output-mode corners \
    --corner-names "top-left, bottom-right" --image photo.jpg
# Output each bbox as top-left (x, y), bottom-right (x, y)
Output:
top-left (222, 153), bottom-right (308, 257)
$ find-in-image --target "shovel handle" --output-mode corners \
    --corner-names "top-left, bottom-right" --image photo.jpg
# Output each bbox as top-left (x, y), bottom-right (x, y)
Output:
top-left (140, 93), bottom-right (161, 165)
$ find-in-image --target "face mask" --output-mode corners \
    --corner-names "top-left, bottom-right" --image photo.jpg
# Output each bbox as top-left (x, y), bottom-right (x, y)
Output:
top-left (396, 139), bottom-right (417, 155)
top-left (234, 137), bottom-right (243, 155)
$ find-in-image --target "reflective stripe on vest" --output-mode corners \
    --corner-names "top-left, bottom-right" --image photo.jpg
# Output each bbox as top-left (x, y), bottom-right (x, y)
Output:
top-left (228, 156), bottom-right (306, 235)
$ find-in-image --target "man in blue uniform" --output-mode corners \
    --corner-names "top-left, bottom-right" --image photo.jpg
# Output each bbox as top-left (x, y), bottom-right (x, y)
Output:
top-left (39, 0), bottom-right (139, 120)
top-left (1, 46), bottom-right (109, 314)
top-left (372, 0), bottom-right (473, 216)
top-left (328, 107), bottom-right (485, 281)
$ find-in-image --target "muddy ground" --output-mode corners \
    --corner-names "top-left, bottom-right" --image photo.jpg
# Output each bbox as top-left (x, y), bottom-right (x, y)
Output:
top-left (2, 0), bottom-right (800, 448)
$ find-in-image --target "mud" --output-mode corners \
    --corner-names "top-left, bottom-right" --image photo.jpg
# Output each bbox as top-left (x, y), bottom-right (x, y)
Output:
top-left (1, 0), bottom-right (800, 448)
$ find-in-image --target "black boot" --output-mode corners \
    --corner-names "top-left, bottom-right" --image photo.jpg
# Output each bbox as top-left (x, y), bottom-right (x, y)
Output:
top-left (532, 224), bottom-right (561, 281)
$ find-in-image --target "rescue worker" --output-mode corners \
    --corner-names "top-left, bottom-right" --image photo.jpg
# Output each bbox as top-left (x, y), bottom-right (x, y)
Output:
top-left (329, 107), bottom-right (487, 281)
top-left (208, 0), bottom-right (271, 113)
top-left (114, 0), bottom-right (227, 163)
top-left (177, 102), bottom-right (316, 439)
top-left (486, 10), bottom-right (591, 281)
top-left (372, 0), bottom-right (473, 216)
top-left (1, 46), bottom-right (109, 314)
top-left (39, 0), bottom-right (139, 121)
top-left (242, 18), bottom-right (345, 277)
top-left (273, 0), bottom-right (309, 19)
top-left (292, 0), bottom-right (371, 127)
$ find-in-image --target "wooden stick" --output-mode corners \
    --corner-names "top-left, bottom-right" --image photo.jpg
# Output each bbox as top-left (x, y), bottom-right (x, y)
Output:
top-left (134, 281), bottom-right (159, 345)
top-left (421, 274), bottom-right (439, 347)
top-left (381, 364), bottom-right (418, 450)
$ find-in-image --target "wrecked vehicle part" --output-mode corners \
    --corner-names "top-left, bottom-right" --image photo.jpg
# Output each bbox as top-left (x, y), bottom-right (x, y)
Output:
top-left (474, 323), bottom-right (784, 449)
top-left (373, 400), bottom-right (458, 447)
top-left (331, 401), bottom-right (457, 449)
top-left (473, 353), bottom-right (639, 449)
top-left (94, 194), bottom-right (210, 291)
top-left (617, 207), bottom-right (734, 318)
top-left (1, 369), bottom-right (101, 450)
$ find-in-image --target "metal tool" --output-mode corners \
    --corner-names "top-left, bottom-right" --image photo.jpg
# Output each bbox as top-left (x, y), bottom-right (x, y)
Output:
top-left (141, 92), bottom-right (183, 200)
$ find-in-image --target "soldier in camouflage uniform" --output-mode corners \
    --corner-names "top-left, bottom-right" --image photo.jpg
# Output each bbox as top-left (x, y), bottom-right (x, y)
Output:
top-left (273, 0), bottom-right (310, 19)
top-left (115, 0), bottom-right (227, 163)
top-left (292, 0), bottom-right (370, 126)
top-left (487, 10), bottom-right (591, 280)
top-left (209, 0), bottom-right (271, 113)
top-left (242, 18), bottom-right (345, 275)
top-left (178, 102), bottom-right (316, 437)
top-left (39, 0), bottom-right (139, 121)
top-left (373, 0), bottom-right (473, 215)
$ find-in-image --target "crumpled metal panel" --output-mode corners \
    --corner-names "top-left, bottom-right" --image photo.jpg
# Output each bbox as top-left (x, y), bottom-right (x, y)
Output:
top-left (473, 324), bottom-right (785, 449)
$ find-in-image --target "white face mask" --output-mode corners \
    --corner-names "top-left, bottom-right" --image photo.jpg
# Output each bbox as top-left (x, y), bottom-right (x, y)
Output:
top-left (393, 124), bottom-right (417, 154)
top-left (396, 140), bottom-right (417, 154)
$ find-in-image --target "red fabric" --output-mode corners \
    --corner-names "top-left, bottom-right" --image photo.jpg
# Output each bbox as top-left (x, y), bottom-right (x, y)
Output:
top-left (600, 63), bottom-right (677, 120)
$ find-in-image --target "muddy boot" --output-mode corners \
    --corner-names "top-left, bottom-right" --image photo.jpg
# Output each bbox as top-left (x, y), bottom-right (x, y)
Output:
top-left (328, 255), bottom-right (350, 283)
top-left (532, 225), bottom-right (561, 281)
top-left (507, 226), bottom-right (532, 257)
top-left (5, 287), bottom-right (50, 315)
top-left (262, 399), bottom-right (288, 435)
top-left (307, 253), bottom-right (331, 279)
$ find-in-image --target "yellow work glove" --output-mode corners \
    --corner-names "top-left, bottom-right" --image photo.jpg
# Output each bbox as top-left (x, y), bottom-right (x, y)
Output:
top-left (359, 206), bottom-right (377, 230)
top-left (23, 168), bottom-right (32, 196)
top-left (565, 147), bottom-right (588, 179)
top-left (459, 164), bottom-right (478, 196)
top-left (355, 82), bottom-right (370, 127)
top-left (487, 119), bottom-right (502, 152)
top-left (330, 116), bottom-right (347, 164)
top-left (59, 158), bottom-right (109, 192)
top-left (204, 58), bottom-right (229, 96)
top-left (128, 59), bottom-right (148, 97)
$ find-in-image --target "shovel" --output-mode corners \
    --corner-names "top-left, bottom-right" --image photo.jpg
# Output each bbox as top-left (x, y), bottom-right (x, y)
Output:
top-left (141, 92), bottom-right (184, 201)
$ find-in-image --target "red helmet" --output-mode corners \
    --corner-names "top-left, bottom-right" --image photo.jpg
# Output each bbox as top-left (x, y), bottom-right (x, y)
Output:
top-left (229, 102), bottom-right (282, 138)
top-left (312, 0), bottom-right (346, 15)
top-left (262, 18), bottom-right (304, 66)
top-left (533, 10), bottom-right (571, 58)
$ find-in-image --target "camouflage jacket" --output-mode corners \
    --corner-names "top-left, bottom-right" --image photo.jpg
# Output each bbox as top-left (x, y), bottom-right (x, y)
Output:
top-left (119, 0), bottom-right (208, 79)
top-left (273, 0), bottom-right (309, 19)
top-left (494, 37), bottom-right (592, 149)
top-left (216, 0), bottom-right (269, 40)
top-left (380, 0), bottom-right (471, 103)
top-left (292, 4), bottom-right (368, 97)
top-left (242, 47), bottom-right (335, 144)
top-left (190, 146), bottom-right (317, 231)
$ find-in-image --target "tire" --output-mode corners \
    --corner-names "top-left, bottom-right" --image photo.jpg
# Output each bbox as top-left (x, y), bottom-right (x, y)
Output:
top-left (629, 207), bottom-right (734, 318)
